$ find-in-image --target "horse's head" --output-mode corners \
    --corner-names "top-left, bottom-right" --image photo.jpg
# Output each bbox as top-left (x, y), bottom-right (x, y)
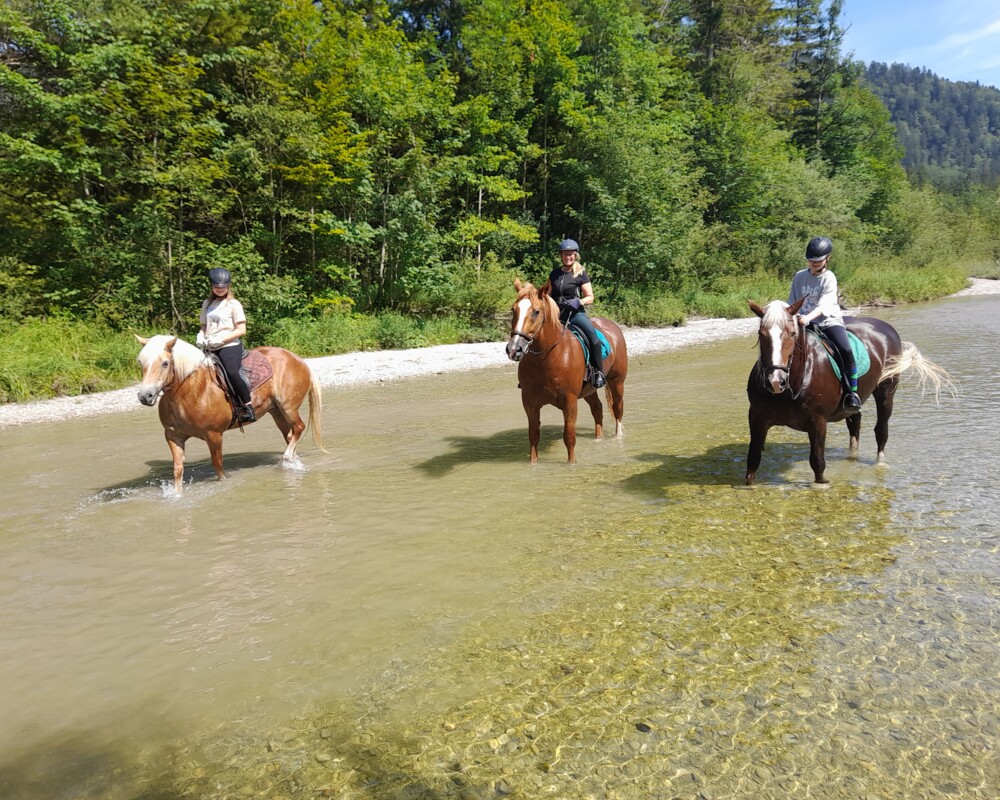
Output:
top-left (506, 278), bottom-right (556, 362)
top-left (749, 298), bottom-right (805, 394)
top-left (135, 334), bottom-right (208, 405)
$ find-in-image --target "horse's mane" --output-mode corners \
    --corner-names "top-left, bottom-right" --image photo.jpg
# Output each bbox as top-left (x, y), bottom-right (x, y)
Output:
top-left (760, 300), bottom-right (791, 330)
top-left (138, 335), bottom-right (212, 381)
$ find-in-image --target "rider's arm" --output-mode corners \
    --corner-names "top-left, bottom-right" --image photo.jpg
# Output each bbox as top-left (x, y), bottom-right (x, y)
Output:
top-left (580, 281), bottom-right (595, 307)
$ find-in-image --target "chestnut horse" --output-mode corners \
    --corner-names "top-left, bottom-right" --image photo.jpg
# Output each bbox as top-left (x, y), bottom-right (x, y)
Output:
top-left (506, 279), bottom-right (628, 462)
top-left (746, 298), bottom-right (951, 485)
top-left (136, 335), bottom-right (324, 493)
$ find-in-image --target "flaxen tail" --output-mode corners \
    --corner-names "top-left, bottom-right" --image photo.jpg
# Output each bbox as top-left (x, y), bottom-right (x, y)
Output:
top-left (308, 371), bottom-right (327, 452)
top-left (881, 342), bottom-right (956, 402)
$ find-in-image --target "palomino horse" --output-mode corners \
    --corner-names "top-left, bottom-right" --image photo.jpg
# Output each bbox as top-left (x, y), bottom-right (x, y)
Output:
top-left (136, 335), bottom-right (324, 493)
top-left (506, 278), bottom-right (628, 462)
top-left (746, 298), bottom-right (951, 484)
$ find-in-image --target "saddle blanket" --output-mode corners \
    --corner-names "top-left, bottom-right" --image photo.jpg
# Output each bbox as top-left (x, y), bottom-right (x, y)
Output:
top-left (240, 350), bottom-right (273, 392)
top-left (214, 349), bottom-right (273, 398)
top-left (809, 329), bottom-right (870, 380)
top-left (569, 326), bottom-right (612, 365)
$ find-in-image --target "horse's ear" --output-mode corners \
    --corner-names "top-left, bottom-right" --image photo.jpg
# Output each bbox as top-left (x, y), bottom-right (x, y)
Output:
top-left (165, 336), bottom-right (178, 352)
top-left (135, 335), bottom-right (150, 345)
top-left (788, 296), bottom-right (806, 315)
top-left (748, 301), bottom-right (765, 319)
top-left (539, 280), bottom-right (552, 298)
top-left (514, 278), bottom-right (522, 291)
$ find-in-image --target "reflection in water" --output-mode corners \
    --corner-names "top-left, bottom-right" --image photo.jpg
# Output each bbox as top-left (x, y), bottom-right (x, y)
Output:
top-left (1, 297), bottom-right (999, 798)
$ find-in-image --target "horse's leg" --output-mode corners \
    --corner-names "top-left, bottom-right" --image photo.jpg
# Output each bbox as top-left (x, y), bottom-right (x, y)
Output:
top-left (523, 397), bottom-right (542, 464)
top-left (873, 376), bottom-right (898, 463)
top-left (846, 411), bottom-right (863, 455)
top-left (166, 433), bottom-right (187, 495)
top-left (583, 391), bottom-right (604, 439)
top-left (269, 400), bottom-right (306, 463)
top-left (206, 431), bottom-right (226, 482)
top-left (807, 417), bottom-right (829, 484)
top-left (745, 410), bottom-right (770, 486)
top-left (561, 395), bottom-right (579, 463)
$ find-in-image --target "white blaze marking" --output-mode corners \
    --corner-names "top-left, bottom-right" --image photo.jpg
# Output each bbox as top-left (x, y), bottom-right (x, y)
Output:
top-left (513, 297), bottom-right (532, 332)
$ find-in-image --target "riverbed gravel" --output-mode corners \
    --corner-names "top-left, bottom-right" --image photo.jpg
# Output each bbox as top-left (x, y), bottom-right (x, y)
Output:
top-left (2, 278), bottom-right (996, 430)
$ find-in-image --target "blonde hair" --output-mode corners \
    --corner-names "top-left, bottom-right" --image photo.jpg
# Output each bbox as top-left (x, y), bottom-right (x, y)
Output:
top-left (561, 250), bottom-right (584, 278)
top-left (204, 287), bottom-right (235, 303)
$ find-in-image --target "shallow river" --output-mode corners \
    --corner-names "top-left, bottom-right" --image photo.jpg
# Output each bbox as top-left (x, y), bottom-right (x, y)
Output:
top-left (1, 295), bottom-right (998, 799)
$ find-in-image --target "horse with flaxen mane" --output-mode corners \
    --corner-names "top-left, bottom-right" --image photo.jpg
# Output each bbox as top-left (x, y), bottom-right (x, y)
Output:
top-left (505, 279), bottom-right (628, 463)
top-left (136, 335), bottom-right (324, 494)
top-left (746, 298), bottom-right (952, 485)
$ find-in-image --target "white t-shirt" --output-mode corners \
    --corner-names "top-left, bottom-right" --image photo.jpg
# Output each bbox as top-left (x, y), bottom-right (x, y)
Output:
top-left (200, 297), bottom-right (246, 349)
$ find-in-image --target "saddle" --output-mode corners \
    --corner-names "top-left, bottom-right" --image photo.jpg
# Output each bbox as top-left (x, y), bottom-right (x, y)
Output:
top-left (211, 349), bottom-right (273, 419)
top-left (808, 328), bottom-right (870, 388)
top-left (567, 324), bottom-right (612, 365)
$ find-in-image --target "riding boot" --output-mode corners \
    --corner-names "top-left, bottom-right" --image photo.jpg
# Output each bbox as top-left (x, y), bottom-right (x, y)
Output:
top-left (589, 350), bottom-right (606, 388)
top-left (238, 402), bottom-right (256, 423)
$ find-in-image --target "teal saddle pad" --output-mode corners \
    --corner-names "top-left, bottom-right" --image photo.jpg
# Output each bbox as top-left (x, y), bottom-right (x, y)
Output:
top-left (569, 326), bottom-right (612, 365)
top-left (809, 329), bottom-right (870, 379)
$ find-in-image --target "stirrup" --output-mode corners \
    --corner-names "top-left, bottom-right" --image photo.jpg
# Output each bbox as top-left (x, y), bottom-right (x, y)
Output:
top-left (591, 370), bottom-right (606, 388)
top-left (238, 403), bottom-right (256, 423)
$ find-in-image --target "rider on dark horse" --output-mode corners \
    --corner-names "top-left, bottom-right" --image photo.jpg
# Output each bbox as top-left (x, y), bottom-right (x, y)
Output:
top-left (788, 236), bottom-right (862, 413)
top-left (548, 238), bottom-right (606, 389)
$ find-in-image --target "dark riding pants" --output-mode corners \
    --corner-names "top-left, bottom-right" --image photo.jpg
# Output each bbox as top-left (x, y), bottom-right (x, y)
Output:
top-left (562, 309), bottom-right (605, 374)
top-left (215, 345), bottom-right (252, 405)
top-left (822, 324), bottom-right (858, 392)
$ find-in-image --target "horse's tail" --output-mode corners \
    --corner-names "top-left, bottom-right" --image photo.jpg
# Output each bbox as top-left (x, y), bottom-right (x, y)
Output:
top-left (307, 370), bottom-right (327, 452)
top-left (881, 342), bottom-right (956, 402)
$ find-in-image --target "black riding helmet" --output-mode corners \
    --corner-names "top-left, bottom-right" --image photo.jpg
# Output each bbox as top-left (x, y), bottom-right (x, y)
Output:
top-left (558, 238), bottom-right (579, 252)
top-left (805, 236), bottom-right (833, 261)
top-left (208, 267), bottom-right (231, 287)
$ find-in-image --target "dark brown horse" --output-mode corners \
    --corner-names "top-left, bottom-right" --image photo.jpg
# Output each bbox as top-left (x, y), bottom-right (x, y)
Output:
top-left (136, 335), bottom-right (324, 494)
top-left (505, 279), bottom-right (628, 463)
top-left (746, 299), bottom-right (951, 484)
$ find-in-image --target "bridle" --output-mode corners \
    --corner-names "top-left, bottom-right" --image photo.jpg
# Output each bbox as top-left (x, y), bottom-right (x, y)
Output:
top-left (760, 316), bottom-right (807, 399)
top-left (510, 295), bottom-right (566, 358)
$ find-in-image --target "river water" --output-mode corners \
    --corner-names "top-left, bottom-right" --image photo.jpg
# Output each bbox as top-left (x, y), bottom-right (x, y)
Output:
top-left (1, 295), bottom-right (997, 798)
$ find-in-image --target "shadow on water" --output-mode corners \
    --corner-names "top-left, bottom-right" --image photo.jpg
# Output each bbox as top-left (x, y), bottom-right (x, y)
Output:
top-left (415, 425), bottom-right (565, 476)
top-left (618, 441), bottom-right (836, 497)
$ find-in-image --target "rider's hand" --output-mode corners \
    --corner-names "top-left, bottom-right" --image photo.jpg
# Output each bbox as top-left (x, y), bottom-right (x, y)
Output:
top-left (567, 298), bottom-right (583, 311)
top-left (796, 315), bottom-right (807, 327)
top-left (196, 330), bottom-right (207, 346)
top-left (206, 334), bottom-right (224, 349)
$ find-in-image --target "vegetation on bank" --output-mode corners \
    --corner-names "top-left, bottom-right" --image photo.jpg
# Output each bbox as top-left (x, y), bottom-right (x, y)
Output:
top-left (0, 260), bottom-right (976, 404)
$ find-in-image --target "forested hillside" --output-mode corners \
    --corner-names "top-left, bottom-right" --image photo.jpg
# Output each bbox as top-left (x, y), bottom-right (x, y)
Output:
top-left (864, 62), bottom-right (1000, 188)
top-left (1, 0), bottom-right (997, 355)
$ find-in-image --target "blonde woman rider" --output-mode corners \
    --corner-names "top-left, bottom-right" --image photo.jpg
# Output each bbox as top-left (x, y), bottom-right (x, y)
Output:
top-left (547, 239), bottom-right (606, 388)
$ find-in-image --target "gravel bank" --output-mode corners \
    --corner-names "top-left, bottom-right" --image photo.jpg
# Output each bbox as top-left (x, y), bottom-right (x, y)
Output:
top-left (2, 278), bottom-right (997, 429)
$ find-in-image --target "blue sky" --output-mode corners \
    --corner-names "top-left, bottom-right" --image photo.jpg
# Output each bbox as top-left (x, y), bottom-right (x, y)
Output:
top-left (841, 0), bottom-right (1000, 89)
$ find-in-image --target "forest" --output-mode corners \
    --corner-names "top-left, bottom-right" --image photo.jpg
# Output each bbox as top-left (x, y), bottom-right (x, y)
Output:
top-left (864, 61), bottom-right (1000, 189)
top-left (2, 0), bottom-right (999, 401)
